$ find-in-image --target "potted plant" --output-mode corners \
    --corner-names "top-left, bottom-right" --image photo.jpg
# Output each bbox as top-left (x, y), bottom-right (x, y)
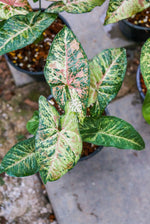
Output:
top-left (137, 38), bottom-right (150, 124)
top-left (4, 15), bottom-right (70, 77)
top-left (118, 7), bottom-right (150, 42)
top-left (0, 27), bottom-right (145, 183)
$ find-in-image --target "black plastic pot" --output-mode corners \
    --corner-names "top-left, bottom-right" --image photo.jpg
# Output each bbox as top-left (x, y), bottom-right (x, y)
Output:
top-left (136, 65), bottom-right (145, 101)
top-left (4, 14), bottom-right (70, 79)
top-left (47, 95), bottom-right (109, 161)
top-left (119, 19), bottom-right (150, 42)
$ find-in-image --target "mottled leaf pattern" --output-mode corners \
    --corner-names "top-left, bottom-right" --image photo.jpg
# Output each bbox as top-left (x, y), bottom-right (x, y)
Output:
top-left (0, 0), bottom-right (32, 20)
top-left (44, 26), bottom-right (90, 117)
top-left (140, 39), bottom-right (150, 124)
top-left (88, 48), bottom-right (127, 116)
top-left (46, 0), bottom-right (105, 14)
top-left (26, 110), bottom-right (39, 135)
top-left (140, 38), bottom-right (150, 90)
top-left (80, 116), bottom-right (145, 150)
top-left (35, 96), bottom-right (82, 183)
top-left (1, 137), bottom-right (38, 177)
top-left (0, 11), bottom-right (57, 56)
top-left (105, 0), bottom-right (150, 24)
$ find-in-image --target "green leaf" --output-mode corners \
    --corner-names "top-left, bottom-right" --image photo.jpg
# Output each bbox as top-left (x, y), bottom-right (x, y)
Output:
top-left (88, 48), bottom-right (127, 116)
top-left (142, 90), bottom-right (150, 124)
top-left (35, 96), bottom-right (82, 183)
top-left (46, 0), bottom-right (105, 14)
top-left (80, 116), bottom-right (145, 150)
top-left (0, 11), bottom-right (57, 56)
top-left (140, 39), bottom-right (150, 124)
top-left (44, 26), bottom-right (90, 119)
top-left (1, 137), bottom-right (38, 177)
top-left (0, 163), bottom-right (4, 173)
top-left (140, 38), bottom-right (150, 90)
top-left (104, 0), bottom-right (150, 25)
top-left (0, 0), bottom-right (32, 20)
top-left (26, 111), bottom-right (39, 135)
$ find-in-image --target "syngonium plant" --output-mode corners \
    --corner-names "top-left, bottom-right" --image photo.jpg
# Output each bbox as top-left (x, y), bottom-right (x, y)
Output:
top-left (0, 27), bottom-right (145, 184)
top-left (0, 0), bottom-right (150, 57)
top-left (140, 38), bottom-right (150, 124)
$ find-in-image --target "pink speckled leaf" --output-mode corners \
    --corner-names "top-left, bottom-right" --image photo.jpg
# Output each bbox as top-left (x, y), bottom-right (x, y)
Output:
top-left (0, 0), bottom-right (32, 20)
top-left (105, 0), bottom-right (150, 24)
top-left (44, 26), bottom-right (90, 118)
top-left (35, 96), bottom-right (82, 183)
top-left (46, 0), bottom-right (105, 14)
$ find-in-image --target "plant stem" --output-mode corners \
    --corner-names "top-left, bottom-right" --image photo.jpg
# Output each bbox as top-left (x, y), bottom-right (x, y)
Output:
top-left (39, 0), bottom-right (41, 10)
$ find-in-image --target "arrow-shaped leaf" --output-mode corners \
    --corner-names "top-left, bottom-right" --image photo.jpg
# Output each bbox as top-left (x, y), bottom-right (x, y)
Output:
top-left (0, 0), bottom-right (32, 20)
top-left (104, 0), bottom-right (150, 25)
top-left (1, 137), bottom-right (38, 177)
top-left (80, 116), bottom-right (145, 150)
top-left (35, 96), bottom-right (82, 183)
top-left (44, 26), bottom-right (90, 118)
top-left (88, 48), bottom-right (127, 116)
top-left (0, 11), bottom-right (57, 56)
top-left (46, 0), bottom-right (105, 14)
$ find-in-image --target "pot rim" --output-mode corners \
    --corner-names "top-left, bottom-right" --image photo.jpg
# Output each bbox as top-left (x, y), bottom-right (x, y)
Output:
top-left (136, 65), bottom-right (145, 101)
top-left (4, 14), bottom-right (71, 76)
top-left (120, 19), bottom-right (150, 31)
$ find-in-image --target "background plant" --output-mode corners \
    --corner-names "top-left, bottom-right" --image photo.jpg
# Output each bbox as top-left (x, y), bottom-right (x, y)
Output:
top-left (0, 0), bottom-right (150, 56)
top-left (0, 26), bottom-right (145, 183)
top-left (140, 38), bottom-right (150, 124)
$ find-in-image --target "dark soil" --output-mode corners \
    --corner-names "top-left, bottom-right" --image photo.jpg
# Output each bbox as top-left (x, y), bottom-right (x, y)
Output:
top-left (128, 7), bottom-right (150, 27)
top-left (7, 18), bottom-right (65, 72)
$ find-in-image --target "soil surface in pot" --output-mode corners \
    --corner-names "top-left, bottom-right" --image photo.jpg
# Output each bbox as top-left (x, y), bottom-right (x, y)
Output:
top-left (48, 97), bottom-right (99, 158)
top-left (128, 7), bottom-right (150, 27)
top-left (7, 18), bottom-right (65, 72)
top-left (140, 73), bottom-right (147, 95)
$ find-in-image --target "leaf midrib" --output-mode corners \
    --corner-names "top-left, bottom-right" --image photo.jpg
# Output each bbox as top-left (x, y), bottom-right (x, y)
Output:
top-left (4, 151), bottom-right (35, 171)
top-left (84, 129), bottom-right (141, 147)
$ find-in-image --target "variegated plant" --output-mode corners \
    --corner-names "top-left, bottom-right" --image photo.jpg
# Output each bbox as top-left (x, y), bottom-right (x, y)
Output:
top-left (0, 27), bottom-right (145, 184)
top-left (140, 38), bottom-right (150, 124)
top-left (0, 0), bottom-right (148, 183)
top-left (0, 0), bottom-right (150, 57)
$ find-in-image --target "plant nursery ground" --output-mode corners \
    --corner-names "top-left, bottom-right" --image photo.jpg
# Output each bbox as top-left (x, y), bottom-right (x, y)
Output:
top-left (0, 44), bottom-right (142, 224)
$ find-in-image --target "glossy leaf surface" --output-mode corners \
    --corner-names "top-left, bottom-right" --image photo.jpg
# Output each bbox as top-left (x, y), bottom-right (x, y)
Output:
top-left (105, 0), bottom-right (150, 24)
top-left (0, 11), bottom-right (57, 56)
top-left (0, 0), bottom-right (32, 20)
top-left (140, 38), bottom-right (150, 90)
top-left (88, 48), bottom-right (126, 116)
top-left (1, 137), bottom-right (38, 177)
top-left (44, 26), bottom-right (89, 117)
top-left (26, 110), bottom-right (39, 135)
top-left (35, 96), bottom-right (82, 183)
top-left (46, 0), bottom-right (105, 14)
top-left (80, 116), bottom-right (145, 150)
